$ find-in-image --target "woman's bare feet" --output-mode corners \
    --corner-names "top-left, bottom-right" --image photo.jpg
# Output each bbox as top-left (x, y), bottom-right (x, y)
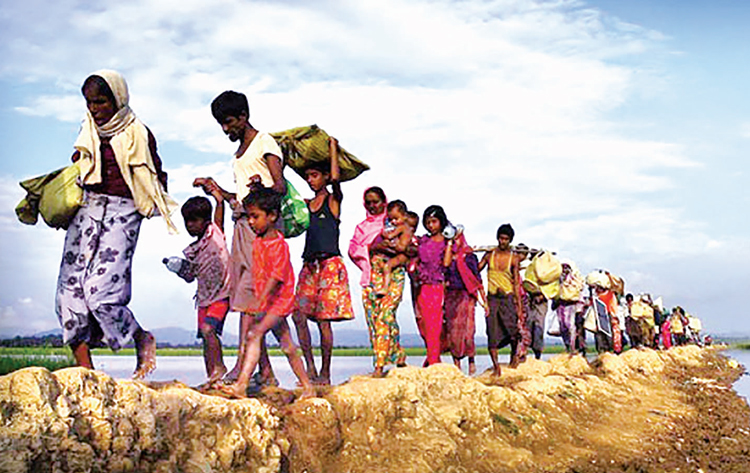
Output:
top-left (133, 330), bottom-right (156, 380)
top-left (372, 366), bottom-right (386, 378)
top-left (468, 361), bottom-right (477, 376)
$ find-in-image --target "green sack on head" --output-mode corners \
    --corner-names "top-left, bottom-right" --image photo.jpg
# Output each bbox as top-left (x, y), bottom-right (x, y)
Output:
top-left (279, 178), bottom-right (309, 238)
top-left (16, 163), bottom-right (83, 230)
top-left (271, 125), bottom-right (369, 182)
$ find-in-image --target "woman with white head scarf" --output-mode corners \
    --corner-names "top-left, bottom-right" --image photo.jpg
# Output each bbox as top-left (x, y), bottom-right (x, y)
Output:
top-left (55, 70), bottom-right (176, 378)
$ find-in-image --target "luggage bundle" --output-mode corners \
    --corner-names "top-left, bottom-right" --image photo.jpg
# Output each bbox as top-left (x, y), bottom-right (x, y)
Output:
top-left (558, 260), bottom-right (584, 302)
top-left (15, 163), bottom-right (83, 230)
top-left (271, 125), bottom-right (370, 238)
top-left (523, 250), bottom-right (562, 300)
top-left (585, 269), bottom-right (625, 296)
top-left (523, 251), bottom-right (584, 302)
top-left (271, 125), bottom-right (370, 182)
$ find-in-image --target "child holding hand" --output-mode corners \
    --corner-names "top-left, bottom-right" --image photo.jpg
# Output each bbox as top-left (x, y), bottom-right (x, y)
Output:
top-left (171, 193), bottom-right (230, 388)
top-left (220, 187), bottom-right (314, 399)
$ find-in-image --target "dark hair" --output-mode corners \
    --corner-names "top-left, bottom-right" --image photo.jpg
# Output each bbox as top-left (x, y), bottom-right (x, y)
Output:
top-left (387, 199), bottom-right (407, 215)
top-left (181, 196), bottom-right (212, 221)
top-left (211, 90), bottom-right (249, 122)
top-left (406, 210), bottom-right (419, 230)
top-left (625, 293), bottom-right (634, 301)
top-left (82, 75), bottom-right (117, 109)
top-left (423, 205), bottom-right (448, 231)
top-left (496, 223), bottom-right (515, 241)
top-left (304, 160), bottom-right (330, 175)
top-left (242, 186), bottom-right (282, 216)
top-left (364, 186), bottom-right (386, 203)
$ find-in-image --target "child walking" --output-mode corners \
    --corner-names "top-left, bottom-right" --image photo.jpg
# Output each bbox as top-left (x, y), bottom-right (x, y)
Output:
top-left (196, 90), bottom-right (284, 388)
top-left (220, 187), bottom-right (314, 399)
top-left (170, 194), bottom-right (230, 387)
top-left (415, 205), bottom-right (449, 367)
top-left (292, 137), bottom-right (354, 385)
top-left (478, 224), bottom-right (524, 375)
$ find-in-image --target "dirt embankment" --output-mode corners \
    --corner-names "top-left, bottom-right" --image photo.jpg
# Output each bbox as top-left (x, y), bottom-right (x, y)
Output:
top-left (0, 346), bottom-right (747, 473)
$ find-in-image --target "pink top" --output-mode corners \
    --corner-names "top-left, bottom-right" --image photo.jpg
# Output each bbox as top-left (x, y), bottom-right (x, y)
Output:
top-left (182, 222), bottom-right (231, 308)
top-left (416, 235), bottom-right (447, 286)
top-left (348, 211), bottom-right (386, 287)
top-left (251, 234), bottom-right (295, 316)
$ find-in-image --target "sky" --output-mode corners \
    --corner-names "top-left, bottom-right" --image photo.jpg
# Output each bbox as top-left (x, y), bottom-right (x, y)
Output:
top-left (0, 0), bottom-right (748, 340)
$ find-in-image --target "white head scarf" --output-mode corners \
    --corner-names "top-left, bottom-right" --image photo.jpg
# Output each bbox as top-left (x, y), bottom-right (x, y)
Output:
top-left (87, 69), bottom-right (137, 138)
top-left (74, 69), bottom-right (178, 233)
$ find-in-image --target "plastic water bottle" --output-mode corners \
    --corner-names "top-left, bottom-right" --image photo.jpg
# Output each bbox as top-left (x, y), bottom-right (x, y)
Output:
top-left (162, 256), bottom-right (190, 275)
top-left (442, 223), bottom-right (464, 240)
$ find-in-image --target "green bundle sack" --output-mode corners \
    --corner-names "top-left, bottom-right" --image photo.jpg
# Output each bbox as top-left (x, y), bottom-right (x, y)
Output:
top-left (15, 163), bottom-right (83, 230)
top-left (271, 125), bottom-right (369, 182)
top-left (279, 178), bottom-right (309, 238)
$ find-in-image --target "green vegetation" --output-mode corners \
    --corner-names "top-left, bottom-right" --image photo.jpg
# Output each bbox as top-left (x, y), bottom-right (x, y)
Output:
top-left (2, 342), bottom-right (743, 377)
top-left (0, 344), bottom-right (572, 359)
top-left (0, 354), bottom-right (75, 376)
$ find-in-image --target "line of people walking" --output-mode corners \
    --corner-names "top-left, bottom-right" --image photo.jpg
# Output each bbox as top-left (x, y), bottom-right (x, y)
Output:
top-left (47, 70), bottom-right (705, 399)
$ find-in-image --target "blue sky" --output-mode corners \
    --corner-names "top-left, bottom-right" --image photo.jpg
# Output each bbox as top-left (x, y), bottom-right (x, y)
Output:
top-left (1, 0), bottom-right (748, 339)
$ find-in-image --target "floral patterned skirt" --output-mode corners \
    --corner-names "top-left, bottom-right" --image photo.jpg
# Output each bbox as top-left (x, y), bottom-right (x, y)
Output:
top-left (295, 256), bottom-right (354, 321)
top-left (55, 192), bottom-right (143, 350)
top-left (363, 258), bottom-right (406, 368)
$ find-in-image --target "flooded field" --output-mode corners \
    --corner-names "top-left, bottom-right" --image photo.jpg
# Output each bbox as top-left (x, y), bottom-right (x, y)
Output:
top-left (92, 349), bottom-right (750, 401)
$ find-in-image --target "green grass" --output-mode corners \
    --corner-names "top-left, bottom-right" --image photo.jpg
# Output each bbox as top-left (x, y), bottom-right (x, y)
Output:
top-left (0, 354), bottom-right (76, 376)
top-left (1, 344), bottom-right (572, 359)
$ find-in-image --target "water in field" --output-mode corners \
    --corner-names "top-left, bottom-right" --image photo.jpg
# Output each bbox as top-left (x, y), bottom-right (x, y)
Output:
top-left (729, 349), bottom-right (750, 403)
top-left (91, 353), bottom-right (542, 387)
top-left (91, 350), bottom-right (750, 402)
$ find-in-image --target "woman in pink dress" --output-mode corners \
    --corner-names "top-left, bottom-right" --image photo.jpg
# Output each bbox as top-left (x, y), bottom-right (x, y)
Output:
top-left (349, 187), bottom-right (407, 376)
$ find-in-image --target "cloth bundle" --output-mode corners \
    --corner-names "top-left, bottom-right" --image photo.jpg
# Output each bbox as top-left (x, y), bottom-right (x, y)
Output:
top-left (271, 125), bottom-right (369, 182)
top-left (523, 250), bottom-right (561, 299)
top-left (16, 163), bottom-right (83, 230)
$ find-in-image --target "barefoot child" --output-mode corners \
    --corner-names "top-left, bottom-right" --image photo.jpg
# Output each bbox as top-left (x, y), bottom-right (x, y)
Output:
top-left (195, 90), bottom-right (283, 388)
top-left (370, 200), bottom-right (413, 295)
top-left (292, 137), bottom-right (354, 385)
top-left (172, 195), bottom-right (230, 387)
top-left (221, 187), bottom-right (314, 399)
top-left (414, 205), bottom-right (449, 367)
top-left (478, 224), bottom-right (524, 375)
